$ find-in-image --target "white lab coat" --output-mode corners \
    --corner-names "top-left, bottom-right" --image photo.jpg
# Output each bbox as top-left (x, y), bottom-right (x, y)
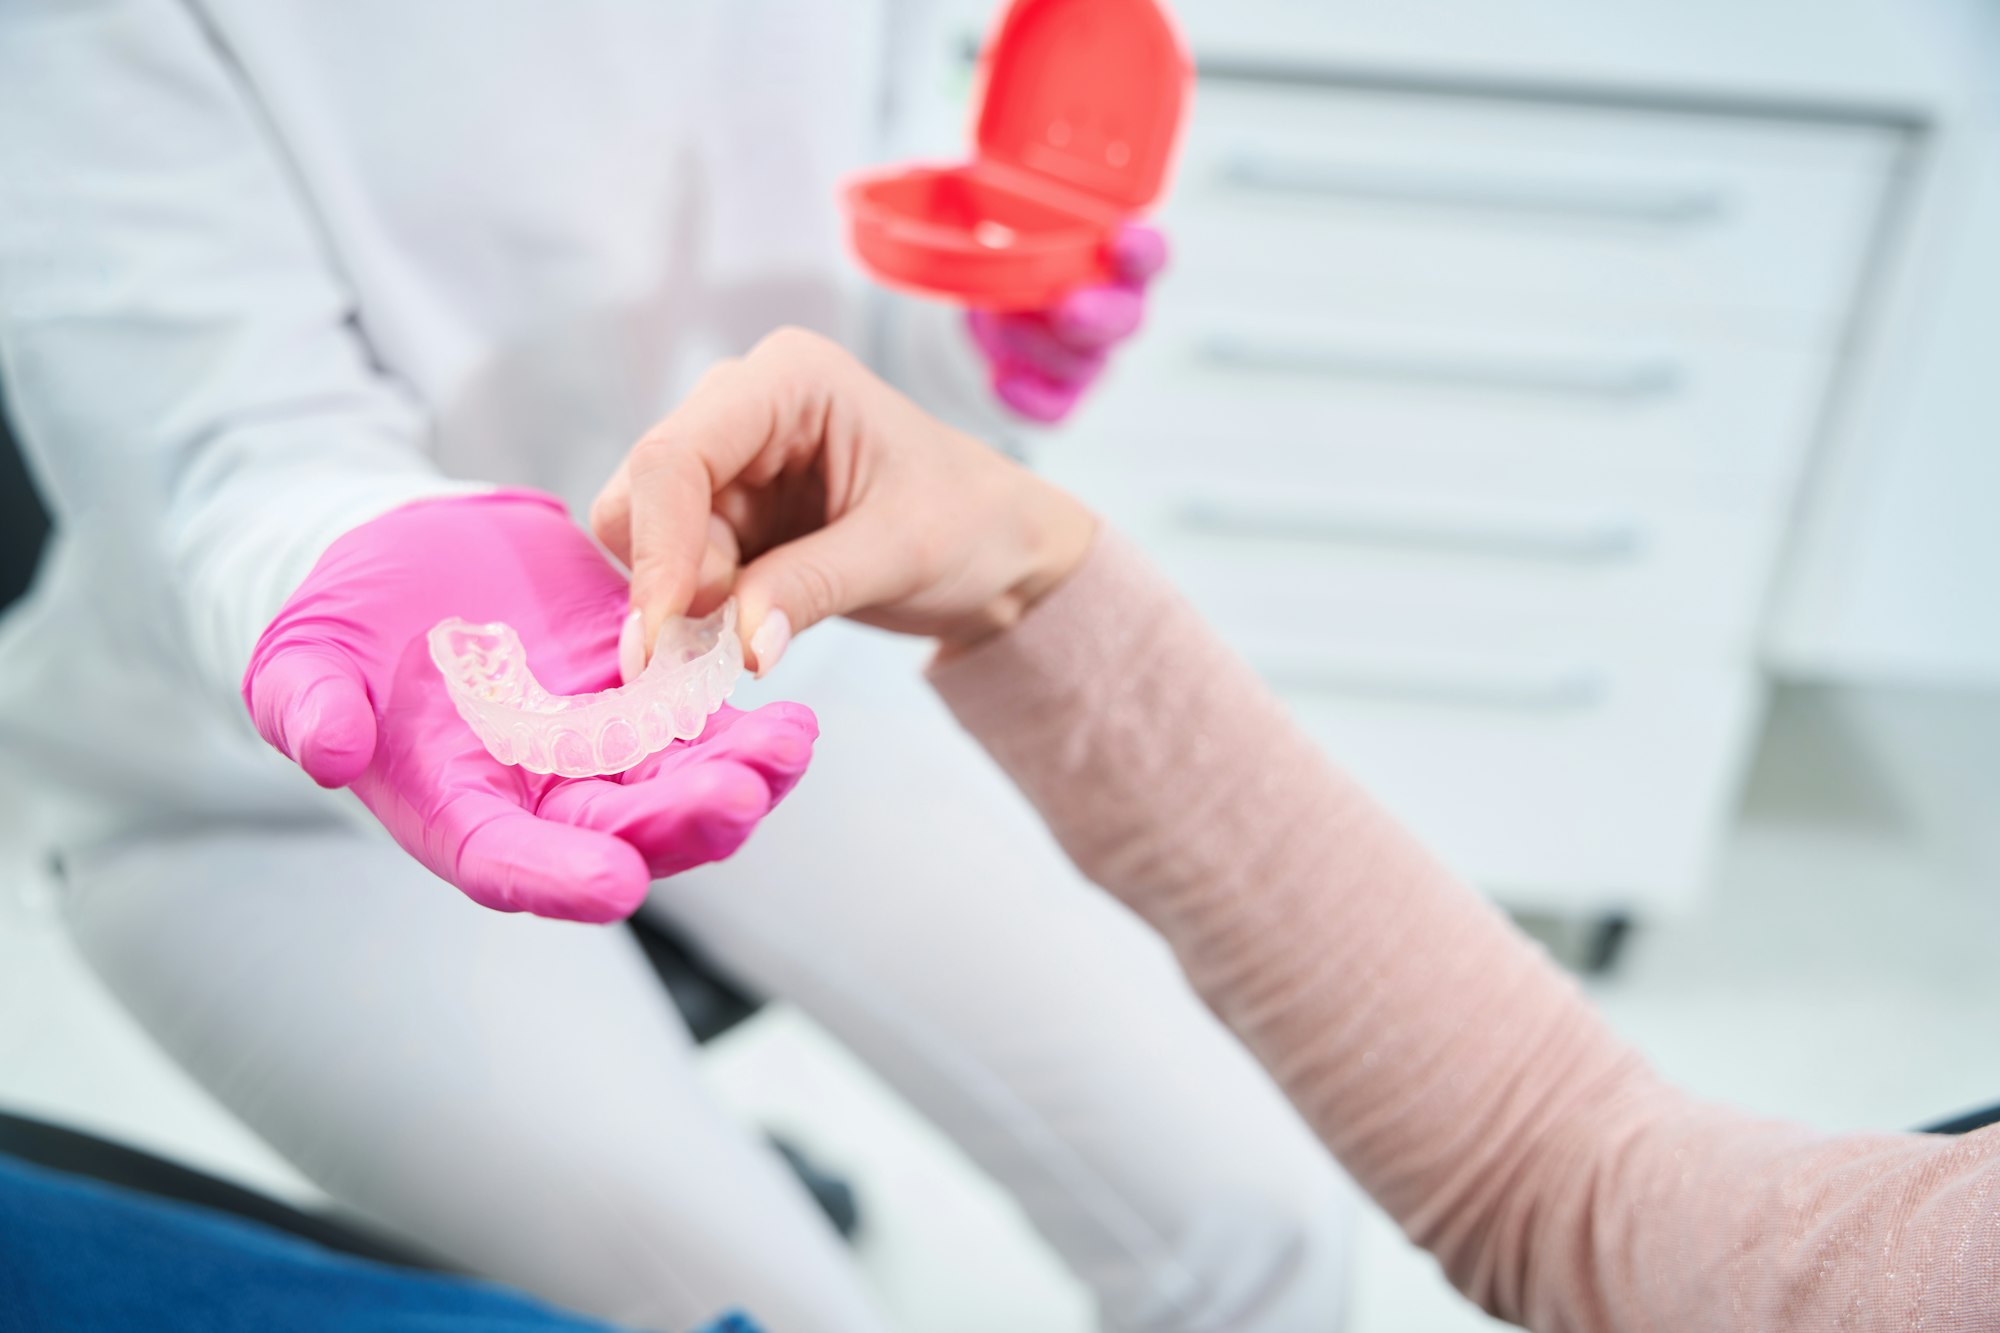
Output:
top-left (0, 0), bottom-right (989, 849)
top-left (0, 5), bottom-right (1353, 1330)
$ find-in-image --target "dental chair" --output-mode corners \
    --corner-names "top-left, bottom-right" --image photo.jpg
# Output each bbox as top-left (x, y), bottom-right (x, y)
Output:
top-left (0, 394), bottom-right (859, 1248)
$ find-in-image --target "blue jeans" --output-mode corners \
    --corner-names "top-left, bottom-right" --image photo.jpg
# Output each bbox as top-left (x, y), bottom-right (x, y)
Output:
top-left (0, 1154), bottom-right (759, 1333)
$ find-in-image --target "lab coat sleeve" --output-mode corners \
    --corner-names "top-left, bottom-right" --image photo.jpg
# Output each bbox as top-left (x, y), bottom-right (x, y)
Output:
top-left (0, 0), bottom-right (482, 701)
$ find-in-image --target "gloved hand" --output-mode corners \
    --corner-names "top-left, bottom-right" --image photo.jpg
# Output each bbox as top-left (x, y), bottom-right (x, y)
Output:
top-left (968, 221), bottom-right (1168, 423)
top-left (241, 491), bottom-right (816, 923)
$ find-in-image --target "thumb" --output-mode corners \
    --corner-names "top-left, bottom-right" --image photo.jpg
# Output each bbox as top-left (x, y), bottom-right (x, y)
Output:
top-left (244, 645), bottom-right (378, 789)
top-left (732, 517), bottom-right (907, 677)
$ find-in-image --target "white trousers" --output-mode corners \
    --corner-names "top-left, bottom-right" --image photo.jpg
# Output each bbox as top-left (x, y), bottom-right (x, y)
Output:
top-left (58, 625), bottom-right (1352, 1333)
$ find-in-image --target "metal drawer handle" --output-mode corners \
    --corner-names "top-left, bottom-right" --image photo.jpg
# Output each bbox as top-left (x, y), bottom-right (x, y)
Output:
top-left (1197, 335), bottom-right (1684, 402)
top-left (1177, 498), bottom-right (1645, 564)
top-left (1217, 153), bottom-right (1731, 228)
top-left (1251, 652), bottom-right (1607, 712)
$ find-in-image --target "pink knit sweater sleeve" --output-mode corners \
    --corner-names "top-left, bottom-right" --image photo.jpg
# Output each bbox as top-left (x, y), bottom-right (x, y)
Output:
top-left (928, 530), bottom-right (2000, 1333)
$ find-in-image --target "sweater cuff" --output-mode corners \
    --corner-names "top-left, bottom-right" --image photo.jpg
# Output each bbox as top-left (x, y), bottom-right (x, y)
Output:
top-left (926, 526), bottom-right (1177, 735)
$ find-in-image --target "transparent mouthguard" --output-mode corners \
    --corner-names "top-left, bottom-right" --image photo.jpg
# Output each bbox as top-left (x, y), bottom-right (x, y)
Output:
top-left (428, 601), bottom-right (741, 778)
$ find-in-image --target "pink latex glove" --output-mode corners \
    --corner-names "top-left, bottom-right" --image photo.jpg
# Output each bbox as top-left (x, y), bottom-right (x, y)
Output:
top-left (241, 491), bottom-right (817, 923)
top-left (968, 221), bottom-right (1168, 424)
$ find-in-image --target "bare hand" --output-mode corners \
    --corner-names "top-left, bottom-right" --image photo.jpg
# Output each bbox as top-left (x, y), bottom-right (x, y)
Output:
top-left (590, 328), bottom-right (1095, 674)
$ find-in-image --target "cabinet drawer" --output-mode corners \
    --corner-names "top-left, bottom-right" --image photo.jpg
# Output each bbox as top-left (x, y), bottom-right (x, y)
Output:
top-left (1042, 451), bottom-right (1790, 652)
top-left (1162, 84), bottom-right (1901, 335)
top-left (1279, 655), bottom-right (1761, 913)
top-left (1151, 495), bottom-right (1782, 652)
top-left (1033, 480), bottom-right (1770, 913)
top-left (1069, 302), bottom-right (1838, 498)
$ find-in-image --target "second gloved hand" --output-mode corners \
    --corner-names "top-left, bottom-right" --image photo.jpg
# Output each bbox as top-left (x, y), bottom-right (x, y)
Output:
top-left (241, 491), bottom-right (817, 923)
top-left (968, 221), bottom-right (1167, 424)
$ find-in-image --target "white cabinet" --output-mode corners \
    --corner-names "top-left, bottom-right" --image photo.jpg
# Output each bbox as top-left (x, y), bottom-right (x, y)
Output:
top-left (1165, 85), bottom-right (1900, 337)
top-left (951, 5), bottom-right (1937, 917)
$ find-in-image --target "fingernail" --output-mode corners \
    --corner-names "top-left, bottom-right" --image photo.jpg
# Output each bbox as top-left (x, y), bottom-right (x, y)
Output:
top-left (618, 608), bottom-right (646, 686)
top-left (749, 609), bottom-right (792, 679)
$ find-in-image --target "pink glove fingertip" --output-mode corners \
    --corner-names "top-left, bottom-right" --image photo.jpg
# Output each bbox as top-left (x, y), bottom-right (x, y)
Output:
top-left (687, 760), bottom-right (774, 819)
top-left (636, 763), bottom-right (772, 879)
top-left (730, 702), bottom-right (820, 802)
top-left (458, 813), bottom-right (654, 923)
top-left (539, 758), bottom-right (773, 881)
top-left (761, 699), bottom-right (820, 741)
top-left (290, 690), bottom-right (377, 790)
top-left (994, 366), bottom-right (1091, 423)
top-left (659, 766), bottom-right (773, 873)
top-left (1051, 285), bottom-right (1144, 346)
top-left (1109, 222), bottom-right (1169, 285)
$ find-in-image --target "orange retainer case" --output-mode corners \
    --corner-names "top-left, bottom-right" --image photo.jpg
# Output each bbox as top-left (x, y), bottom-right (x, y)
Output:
top-left (843, 0), bottom-right (1192, 311)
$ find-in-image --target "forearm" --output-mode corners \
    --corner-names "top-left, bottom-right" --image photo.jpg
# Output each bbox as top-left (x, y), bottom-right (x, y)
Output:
top-left (929, 529), bottom-right (2000, 1331)
top-left (926, 530), bottom-right (1648, 1294)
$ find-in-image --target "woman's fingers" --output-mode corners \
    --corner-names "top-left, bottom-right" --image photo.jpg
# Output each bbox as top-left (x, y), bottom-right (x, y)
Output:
top-left (588, 458), bottom-right (636, 566)
top-left (730, 507), bottom-right (920, 674)
top-left (626, 437), bottom-right (724, 638)
top-left (617, 356), bottom-right (762, 635)
top-left (690, 513), bottom-right (742, 615)
top-left (621, 331), bottom-right (857, 649)
top-left (602, 325), bottom-right (1089, 665)
top-left (617, 514), bottom-right (741, 682)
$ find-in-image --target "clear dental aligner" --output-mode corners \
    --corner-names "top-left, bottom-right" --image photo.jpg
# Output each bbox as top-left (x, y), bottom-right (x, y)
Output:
top-left (428, 601), bottom-right (741, 778)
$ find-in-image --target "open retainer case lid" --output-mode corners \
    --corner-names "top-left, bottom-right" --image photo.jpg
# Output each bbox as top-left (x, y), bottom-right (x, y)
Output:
top-left (843, 0), bottom-right (1192, 310)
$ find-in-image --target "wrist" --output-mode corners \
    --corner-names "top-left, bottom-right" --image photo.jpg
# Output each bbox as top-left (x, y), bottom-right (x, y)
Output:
top-left (937, 483), bottom-right (1095, 659)
top-left (1012, 482), bottom-right (1096, 616)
